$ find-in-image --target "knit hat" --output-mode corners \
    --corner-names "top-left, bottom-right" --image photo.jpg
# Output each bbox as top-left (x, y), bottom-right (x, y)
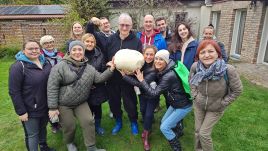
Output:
top-left (155, 49), bottom-right (170, 64)
top-left (69, 40), bottom-right (86, 52)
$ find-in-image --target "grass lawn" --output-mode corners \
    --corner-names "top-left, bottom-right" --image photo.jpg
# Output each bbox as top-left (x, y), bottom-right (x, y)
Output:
top-left (0, 58), bottom-right (267, 151)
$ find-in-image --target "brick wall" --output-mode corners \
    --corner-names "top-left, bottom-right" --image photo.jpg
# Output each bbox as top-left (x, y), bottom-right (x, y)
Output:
top-left (211, 1), bottom-right (266, 63)
top-left (0, 20), bottom-right (69, 50)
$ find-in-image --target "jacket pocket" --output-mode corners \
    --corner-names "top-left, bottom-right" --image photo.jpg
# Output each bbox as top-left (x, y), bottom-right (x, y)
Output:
top-left (209, 98), bottom-right (226, 112)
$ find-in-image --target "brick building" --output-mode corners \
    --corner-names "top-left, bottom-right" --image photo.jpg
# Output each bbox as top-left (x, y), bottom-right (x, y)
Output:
top-left (200, 0), bottom-right (268, 65)
top-left (0, 5), bottom-right (68, 48)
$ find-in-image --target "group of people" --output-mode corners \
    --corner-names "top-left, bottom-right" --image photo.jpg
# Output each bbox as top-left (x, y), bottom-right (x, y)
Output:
top-left (9, 12), bottom-right (243, 151)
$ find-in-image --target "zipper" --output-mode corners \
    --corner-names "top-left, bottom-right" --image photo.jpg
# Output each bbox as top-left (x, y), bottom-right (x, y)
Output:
top-left (205, 80), bottom-right (208, 110)
top-left (120, 40), bottom-right (123, 49)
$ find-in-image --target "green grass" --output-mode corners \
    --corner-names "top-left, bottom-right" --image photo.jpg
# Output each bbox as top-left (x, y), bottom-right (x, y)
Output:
top-left (0, 59), bottom-right (268, 151)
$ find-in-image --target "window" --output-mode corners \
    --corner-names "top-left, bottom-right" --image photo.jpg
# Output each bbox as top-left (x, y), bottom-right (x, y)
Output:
top-left (257, 6), bottom-right (268, 64)
top-left (211, 11), bottom-right (221, 37)
top-left (175, 12), bottom-right (188, 25)
top-left (230, 9), bottom-right (247, 58)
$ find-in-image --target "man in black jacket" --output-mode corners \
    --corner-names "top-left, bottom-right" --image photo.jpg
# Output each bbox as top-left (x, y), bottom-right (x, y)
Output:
top-left (86, 17), bottom-right (115, 56)
top-left (106, 13), bottom-right (142, 135)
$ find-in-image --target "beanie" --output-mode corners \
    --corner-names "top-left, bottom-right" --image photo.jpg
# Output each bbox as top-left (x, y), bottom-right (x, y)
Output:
top-left (155, 49), bottom-right (170, 64)
top-left (69, 40), bottom-right (86, 52)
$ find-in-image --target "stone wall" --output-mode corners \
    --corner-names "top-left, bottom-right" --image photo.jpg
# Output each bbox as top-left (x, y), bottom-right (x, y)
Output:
top-left (0, 20), bottom-right (69, 50)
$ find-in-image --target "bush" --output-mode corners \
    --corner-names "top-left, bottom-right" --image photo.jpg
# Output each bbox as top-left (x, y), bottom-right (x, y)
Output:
top-left (0, 46), bottom-right (20, 59)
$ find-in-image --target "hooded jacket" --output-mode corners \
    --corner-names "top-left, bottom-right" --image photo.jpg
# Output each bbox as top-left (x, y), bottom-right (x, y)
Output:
top-left (189, 62), bottom-right (243, 112)
top-left (9, 51), bottom-right (52, 117)
top-left (47, 55), bottom-right (113, 108)
top-left (137, 29), bottom-right (167, 50)
top-left (139, 60), bottom-right (192, 108)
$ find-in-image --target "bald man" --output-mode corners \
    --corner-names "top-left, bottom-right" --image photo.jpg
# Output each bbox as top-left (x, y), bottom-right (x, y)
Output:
top-left (137, 14), bottom-right (167, 50)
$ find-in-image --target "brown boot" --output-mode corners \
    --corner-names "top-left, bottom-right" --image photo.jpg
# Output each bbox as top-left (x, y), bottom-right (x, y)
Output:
top-left (142, 130), bottom-right (150, 151)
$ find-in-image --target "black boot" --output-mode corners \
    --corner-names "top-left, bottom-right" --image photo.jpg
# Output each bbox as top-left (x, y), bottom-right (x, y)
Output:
top-left (39, 143), bottom-right (56, 151)
top-left (172, 121), bottom-right (184, 138)
top-left (168, 137), bottom-right (182, 151)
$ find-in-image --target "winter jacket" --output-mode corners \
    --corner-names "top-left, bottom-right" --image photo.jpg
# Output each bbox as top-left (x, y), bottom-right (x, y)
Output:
top-left (41, 48), bottom-right (64, 66)
top-left (106, 30), bottom-right (142, 84)
top-left (47, 55), bottom-right (113, 108)
top-left (85, 21), bottom-right (115, 53)
top-left (137, 29), bottom-right (167, 50)
top-left (169, 40), bottom-right (198, 71)
top-left (139, 60), bottom-right (192, 108)
top-left (85, 47), bottom-right (108, 105)
top-left (9, 51), bottom-right (52, 117)
top-left (122, 62), bottom-right (158, 99)
top-left (189, 62), bottom-right (243, 112)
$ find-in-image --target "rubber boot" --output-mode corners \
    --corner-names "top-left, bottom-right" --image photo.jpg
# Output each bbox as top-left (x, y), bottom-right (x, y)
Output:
top-left (112, 117), bottom-right (122, 135)
top-left (142, 130), bottom-right (150, 151)
top-left (95, 118), bottom-right (105, 136)
top-left (131, 121), bottom-right (138, 135)
top-left (168, 137), bottom-right (182, 151)
top-left (87, 145), bottom-right (106, 151)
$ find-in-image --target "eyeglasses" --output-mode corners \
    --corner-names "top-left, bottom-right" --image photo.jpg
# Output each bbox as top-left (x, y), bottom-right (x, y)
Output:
top-left (25, 47), bottom-right (40, 51)
top-left (43, 41), bottom-right (54, 45)
top-left (119, 24), bottom-right (131, 28)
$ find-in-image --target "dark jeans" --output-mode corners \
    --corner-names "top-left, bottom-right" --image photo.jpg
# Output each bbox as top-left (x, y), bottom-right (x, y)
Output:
top-left (22, 116), bottom-right (48, 151)
top-left (89, 104), bottom-right (102, 120)
top-left (107, 82), bottom-right (138, 122)
top-left (139, 95), bottom-right (158, 131)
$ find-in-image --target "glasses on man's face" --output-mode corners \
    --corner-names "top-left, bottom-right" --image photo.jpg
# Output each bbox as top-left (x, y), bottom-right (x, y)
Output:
top-left (119, 24), bottom-right (131, 28)
top-left (26, 47), bottom-right (40, 51)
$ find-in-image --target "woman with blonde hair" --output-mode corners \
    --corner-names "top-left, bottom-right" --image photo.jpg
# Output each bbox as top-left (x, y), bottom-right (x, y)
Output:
top-left (65, 21), bottom-right (85, 53)
top-left (82, 33), bottom-right (108, 136)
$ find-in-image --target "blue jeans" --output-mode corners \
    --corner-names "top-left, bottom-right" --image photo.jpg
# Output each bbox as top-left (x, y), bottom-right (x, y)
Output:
top-left (22, 116), bottom-right (48, 151)
top-left (160, 105), bottom-right (192, 140)
top-left (139, 95), bottom-right (158, 131)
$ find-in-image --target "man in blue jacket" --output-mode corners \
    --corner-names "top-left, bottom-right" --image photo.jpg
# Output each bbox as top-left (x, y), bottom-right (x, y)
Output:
top-left (137, 14), bottom-right (167, 50)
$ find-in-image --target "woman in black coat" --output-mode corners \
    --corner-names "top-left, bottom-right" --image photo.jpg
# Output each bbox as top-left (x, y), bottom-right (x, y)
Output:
top-left (121, 45), bottom-right (158, 151)
top-left (82, 33), bottom-right (108, 135)
top-left (134, 50), bottom-right (192, 151)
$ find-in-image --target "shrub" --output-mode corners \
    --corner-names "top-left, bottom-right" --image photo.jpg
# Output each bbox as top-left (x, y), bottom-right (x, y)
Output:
top-left (0, 46), bottom-right (20, 59)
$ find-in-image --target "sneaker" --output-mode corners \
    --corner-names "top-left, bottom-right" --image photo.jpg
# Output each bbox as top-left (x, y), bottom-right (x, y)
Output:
top-left (67, 143), bottom-right (77, 151)
top-left (96, 126), bottom-right (105, 136)
top-left (39, 143), bottom-right (56, 151)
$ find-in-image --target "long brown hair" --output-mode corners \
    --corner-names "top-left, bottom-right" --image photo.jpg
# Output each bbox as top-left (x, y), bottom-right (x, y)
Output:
top-left (168, 22), bottom-right (194, 53)
top-left (69, 21), bottom-right (84, 40)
